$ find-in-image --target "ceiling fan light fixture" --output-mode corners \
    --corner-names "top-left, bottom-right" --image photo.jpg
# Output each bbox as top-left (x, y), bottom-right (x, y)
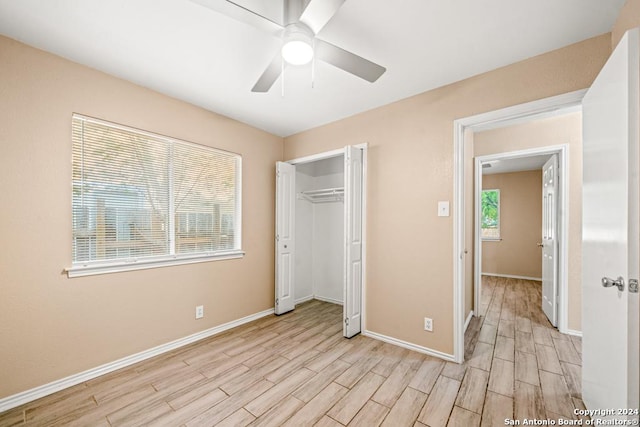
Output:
top-left (282, 40), bottom-right (313, 65)
top-left (281, 24), bottom-right (314, 65)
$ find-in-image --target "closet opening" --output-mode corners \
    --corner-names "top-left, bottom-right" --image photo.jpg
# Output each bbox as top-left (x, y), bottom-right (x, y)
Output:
top-left (295, 155), bottom-right (345, 307)
top-left (275, 145), bottom-right (366, 338)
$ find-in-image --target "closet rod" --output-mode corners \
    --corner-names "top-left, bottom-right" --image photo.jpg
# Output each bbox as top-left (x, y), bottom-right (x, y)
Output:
top-left (297, 187), bottom-right (344, 203)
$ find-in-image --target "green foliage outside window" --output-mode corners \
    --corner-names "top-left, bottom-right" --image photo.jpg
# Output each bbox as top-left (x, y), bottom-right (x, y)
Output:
top-left (481, 189), bottom-right (500, 239)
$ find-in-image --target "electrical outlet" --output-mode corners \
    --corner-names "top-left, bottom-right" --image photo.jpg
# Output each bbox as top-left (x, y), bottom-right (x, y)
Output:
top-left (424, 317), bottom-right (433, 332)
top-left (195, 305), bottom-right (204, 319)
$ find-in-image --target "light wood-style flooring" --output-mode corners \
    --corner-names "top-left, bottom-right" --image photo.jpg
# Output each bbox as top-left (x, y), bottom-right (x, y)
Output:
top-left (0, 276), bottom-right (584, 426)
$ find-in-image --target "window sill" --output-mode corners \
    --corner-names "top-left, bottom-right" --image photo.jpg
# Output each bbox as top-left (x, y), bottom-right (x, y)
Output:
top-left (65, 250), bottom-right (245, 278)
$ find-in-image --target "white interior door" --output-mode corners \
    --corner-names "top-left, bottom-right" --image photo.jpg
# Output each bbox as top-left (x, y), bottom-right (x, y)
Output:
top-left (541, 155), bottom-right (558, 326)
top-left (275, 161), bottom-right (296, 315)
top-left (582, 28), bottom-right (639, 418)
top-left (344, 145), bottom-right (363, 337)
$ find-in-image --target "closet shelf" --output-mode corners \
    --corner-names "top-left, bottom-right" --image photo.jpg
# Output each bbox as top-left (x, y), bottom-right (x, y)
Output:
top-left (297, 187), bottom-right (344, 203)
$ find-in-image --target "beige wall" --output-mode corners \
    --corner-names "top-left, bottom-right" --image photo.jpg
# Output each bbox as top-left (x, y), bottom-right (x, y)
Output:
top-left (284, 37), bottom-right (609, 354)
top-left (0, 36), bottom-right (283, 399)
top-left (481, 171), bottom-right (543, 278)
top-left (475, 112), bottom-right (583, 330)
top-left (3, 1), bottom-right (634, 399)
top-left (612, 0), bottom-right (640, 49)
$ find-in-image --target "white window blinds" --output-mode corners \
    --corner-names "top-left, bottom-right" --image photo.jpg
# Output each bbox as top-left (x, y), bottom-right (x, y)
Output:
top-left (70, 114), bottom-right (242, 274)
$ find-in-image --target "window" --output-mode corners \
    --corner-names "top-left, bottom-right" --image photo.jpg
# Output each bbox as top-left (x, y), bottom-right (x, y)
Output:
top-left (481, 189), bottom-right (500, 240)
top-left (68, 114), bottom-right (242, 277)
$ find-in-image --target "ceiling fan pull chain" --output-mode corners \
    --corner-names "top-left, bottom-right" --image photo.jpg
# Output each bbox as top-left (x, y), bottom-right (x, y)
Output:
top-left (311, 38), bottom-right (315, 89)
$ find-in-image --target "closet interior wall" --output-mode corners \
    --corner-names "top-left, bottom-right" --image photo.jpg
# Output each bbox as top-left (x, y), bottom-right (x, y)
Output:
top-left (295, 156), bottom-right (345, 305)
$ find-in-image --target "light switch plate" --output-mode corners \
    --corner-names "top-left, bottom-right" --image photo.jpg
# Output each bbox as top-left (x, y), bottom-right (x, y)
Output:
top-left (438, 201), bottom-right (450, 217)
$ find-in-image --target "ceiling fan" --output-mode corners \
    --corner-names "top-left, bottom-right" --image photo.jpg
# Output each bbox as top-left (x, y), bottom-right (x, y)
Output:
top-left (190, 0), bottom-right (386, 92)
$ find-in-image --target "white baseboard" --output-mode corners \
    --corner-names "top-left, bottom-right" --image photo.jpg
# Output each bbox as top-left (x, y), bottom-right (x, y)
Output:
top-left (563, 328), bottom-right (582, 337)
top-left (482, 273), bottom-right (542, 281)
top-left (314, 295), bottom-right (343, 305)
top-left (295, 295), bottom-right (314, 304)
top-left (464, 311), bottom-right (474, 332)
top-left (0, 307), bottom-right (275, 413)
top-left (363, 330), bottom-right (455, 362)
top-left (296, 295), bottom-right (343, 306)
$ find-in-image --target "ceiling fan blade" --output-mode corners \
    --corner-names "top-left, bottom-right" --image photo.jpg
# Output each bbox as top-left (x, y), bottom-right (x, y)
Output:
top-left (190, 0), bottom-right (283, 36)
top-left (315, 39), bottom-right (386, 83)
top-left (299, 0), bottom-right (345, 34)
top-left (252, 53), bottom-right (282, 92)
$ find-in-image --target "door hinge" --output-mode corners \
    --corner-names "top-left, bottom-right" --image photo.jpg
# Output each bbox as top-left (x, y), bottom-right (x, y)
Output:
top-left (630, 279), bottom-right (638, 293)
top-left (344, 318), bottom-right (349, 326)
top-left (276, 298), bottom-right (279, 306)
top-left (276, 234), bottom-right (279, 242)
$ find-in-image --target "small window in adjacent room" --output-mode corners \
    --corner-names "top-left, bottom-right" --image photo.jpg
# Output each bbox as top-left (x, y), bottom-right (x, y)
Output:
top-left (68, 114), bottom-right (243, 277)
top-left (481, 189), bottom-right (500, 240)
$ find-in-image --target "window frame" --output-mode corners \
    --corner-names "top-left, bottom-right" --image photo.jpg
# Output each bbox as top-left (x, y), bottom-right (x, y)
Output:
top-left (480, 188), bottom-right (501, 241)
top-left (66, 114), bottom-right (244, 278)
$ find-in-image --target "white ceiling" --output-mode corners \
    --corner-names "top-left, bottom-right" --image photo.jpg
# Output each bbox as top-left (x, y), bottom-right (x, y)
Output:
top-left (482, 155), bottom-right (552, 175)
top-left (0, 0), bottom-right (625, 137)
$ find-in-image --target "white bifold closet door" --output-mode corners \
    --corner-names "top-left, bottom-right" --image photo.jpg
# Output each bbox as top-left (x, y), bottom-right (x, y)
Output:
top-left (275, 145), bottom-right (364, 338)
top-left (343, 145), bottom-right (363, 338)
top-left (275, 161), bottom-right (296, 315)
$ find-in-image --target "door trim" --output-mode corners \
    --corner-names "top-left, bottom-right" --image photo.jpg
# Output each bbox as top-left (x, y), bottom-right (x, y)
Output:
top-left (286, 144), bottom-right (368, 333)
top-left (452, 89), bottom-right (585, 363)
top-left (474, 146), bottom-right (568, 330)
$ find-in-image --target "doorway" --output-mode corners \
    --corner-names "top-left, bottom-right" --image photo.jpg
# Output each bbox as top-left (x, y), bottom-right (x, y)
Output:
top-left (474, 148), bottom-right (564, 328)
top-left (454, 28), bottom-right (640, 414)
top-left (452, 91), bottom-right (585, 363)
top-left (275, 144), bottom-right (367, 338)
